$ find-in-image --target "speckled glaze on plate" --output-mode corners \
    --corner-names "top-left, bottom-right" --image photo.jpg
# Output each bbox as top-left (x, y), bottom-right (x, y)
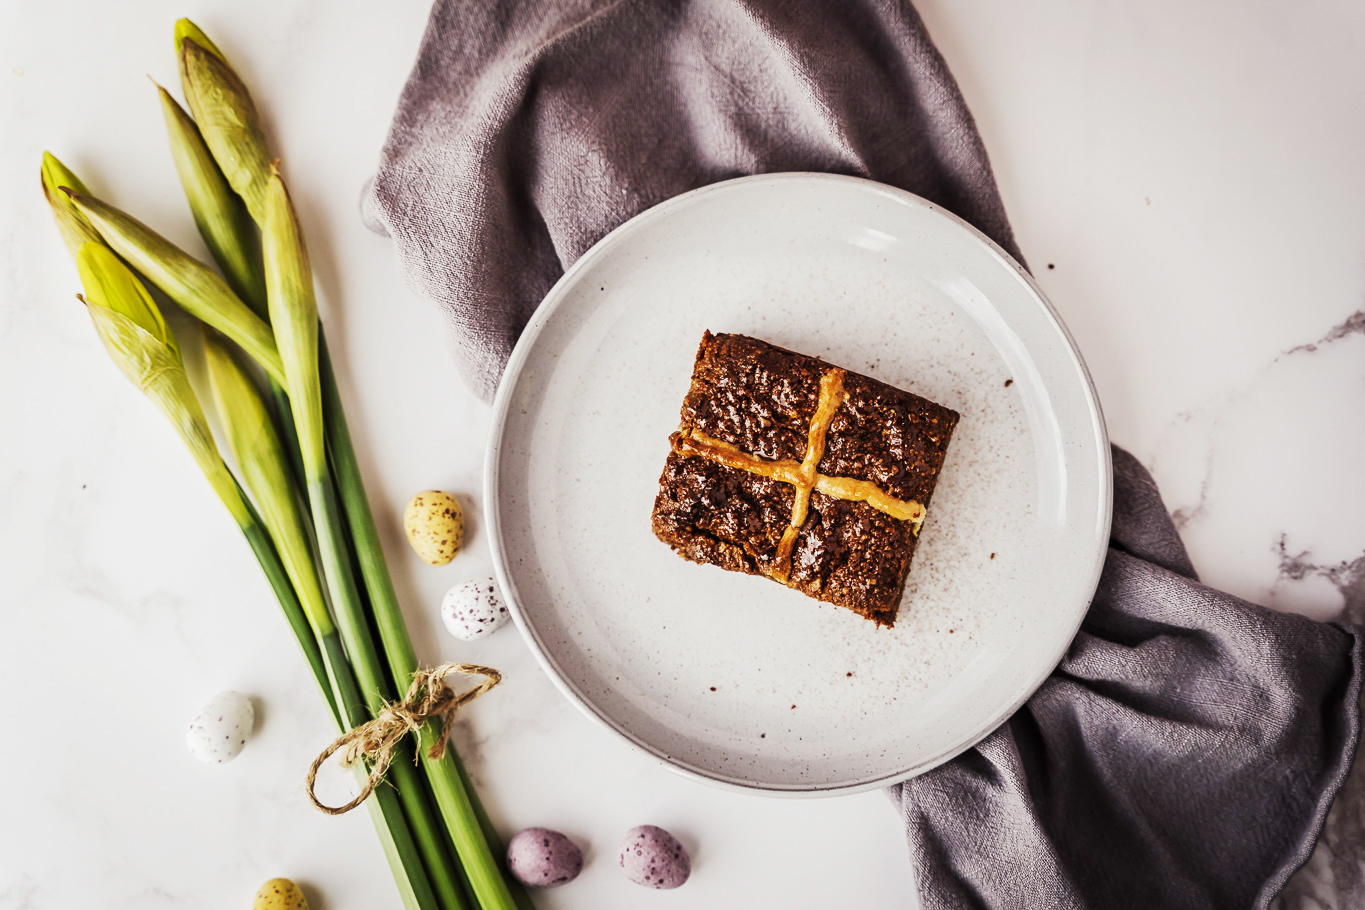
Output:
top-left (486, 174), bottom-right (1111, 796)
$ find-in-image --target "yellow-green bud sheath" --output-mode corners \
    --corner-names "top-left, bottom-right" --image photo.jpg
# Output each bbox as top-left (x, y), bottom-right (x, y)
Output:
top-left (76, 240), bottom-right (173, 352)
top-left (152, 80), bottom-right (303, 482)
top-left (173, 18), bottom-right (227, 61)
top-left (64, 191), bottom-right (286, 386)
top-left (40, 152), bottom-right (102, 261)
top-left (74, 239), bottom-right (339, 727)
top-left (262, 171), bottom-right (325, 479)
top-left (180, 37), bottom-right (272, 226)
top-left (156, 83), bottom-right (267, 316)
top-left (204, 334), bottom-right (334, 637)
top-left (76, 243), bottom-right (250, 527)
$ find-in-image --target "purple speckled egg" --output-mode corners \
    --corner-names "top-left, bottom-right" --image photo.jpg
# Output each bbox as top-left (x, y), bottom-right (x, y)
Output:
top-left (506, 827), bottom-right (583, 887)
top-left (618, 825), bottom-right (690, 889)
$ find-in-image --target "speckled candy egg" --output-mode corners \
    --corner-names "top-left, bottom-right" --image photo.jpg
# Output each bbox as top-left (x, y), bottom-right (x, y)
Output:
top-left (618, 825), bottom-right (691, 889)
top-left (403, 491), bottom-right (464, 566)
top-left (441, 577), bottom-right (510, 641)
top-left (506, 827), bottom-right (583, 887)
top-left (252, 878), bottom-right (310, 910)
top-left (186, 691), bottom-right (254, 764)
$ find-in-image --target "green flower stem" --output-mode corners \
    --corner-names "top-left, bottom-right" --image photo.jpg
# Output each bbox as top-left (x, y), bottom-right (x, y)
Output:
top-left (264, 168), bottom-right (465, 910)
top-left (308, 473), bottom-right (469, 910)
top-left (317, 628), bottom-right (436, 910)
top-left (236, 494), bottom-right (338, 726)
top-left (269, 380), bottom-right (307, 491)
top-left (320, 337), bottom-right (525, 910)
top-left (237, 480), bottom-right (432, 910)
top-left (391, 746), bottom-right (474, 910)
top-left (364, 787), bottom-right (425, 910)
top-left (452, 752), bottom-right (533, 910)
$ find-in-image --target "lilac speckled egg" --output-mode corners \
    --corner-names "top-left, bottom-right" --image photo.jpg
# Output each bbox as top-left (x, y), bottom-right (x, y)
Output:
top-left (441, 577), bottom-right (510, 641)
top-left (506, 827), bottom-right (583, 887)
top-left (618, 825), bottom-right (690, 889)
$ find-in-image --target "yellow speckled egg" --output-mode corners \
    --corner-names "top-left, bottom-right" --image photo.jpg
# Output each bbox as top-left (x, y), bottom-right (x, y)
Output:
top-left (252, 878), bottom-right (309, 910)
top-left (403, 491), bottom-right (464, 566)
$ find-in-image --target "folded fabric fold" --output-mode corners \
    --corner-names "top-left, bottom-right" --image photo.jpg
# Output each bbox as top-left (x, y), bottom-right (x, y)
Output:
top-left (365, 2), bottom-right (1362, 905)
top-left (893, 447), bottom-right (1362, 909)
top-left (364, 0), bottom-right (1018, 402)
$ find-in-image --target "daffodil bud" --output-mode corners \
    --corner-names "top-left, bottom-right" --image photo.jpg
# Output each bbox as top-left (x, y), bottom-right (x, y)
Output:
top-left (157, 83), bottom-right (267, 314)
top-left (75, 243), bottom-right (250, 526)
top-left (66, 191), bottom-right (284, 386)
top-left (173, 18), bottom-right (226, 62)
top-left (40, 152), bottom-right (102, 261)
top-left (204, 332), bottom-right (333, 635)
top-left (179, 33), bottom-right (272, 225)
top-left (263, 169), bottom-right (325, 478)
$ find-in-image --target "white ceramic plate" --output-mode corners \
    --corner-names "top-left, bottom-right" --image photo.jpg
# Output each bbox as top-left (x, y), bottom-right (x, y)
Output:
top-left (486, 174), bottom-right (1110, 795)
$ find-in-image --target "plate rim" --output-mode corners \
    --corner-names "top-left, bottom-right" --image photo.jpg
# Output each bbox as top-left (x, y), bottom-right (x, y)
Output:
top-left (485, 172), bottom-right (1113, 797)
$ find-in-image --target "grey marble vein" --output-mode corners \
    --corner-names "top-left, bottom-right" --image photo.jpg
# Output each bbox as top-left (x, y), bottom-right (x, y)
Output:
top-left (1286, 309), bottom-right (1365, 357)
top-left (1276, 540), bottom-right (1365, 626)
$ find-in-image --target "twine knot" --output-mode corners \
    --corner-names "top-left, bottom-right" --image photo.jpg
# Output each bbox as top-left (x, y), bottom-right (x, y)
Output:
top-left (306, 662), bottom-right (500, 815)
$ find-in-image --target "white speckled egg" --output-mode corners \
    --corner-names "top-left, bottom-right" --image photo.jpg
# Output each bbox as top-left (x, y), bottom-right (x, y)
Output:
top-left (441, 577), bottom-right (510, 641)
top-left (186, 691), bottom-right (254, 764)
top-left (618, 825), bottom-right (691, 889)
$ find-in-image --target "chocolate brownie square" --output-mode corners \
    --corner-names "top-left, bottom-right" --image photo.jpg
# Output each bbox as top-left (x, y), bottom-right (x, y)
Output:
top-left (650, 332), bottom-right (959, 626)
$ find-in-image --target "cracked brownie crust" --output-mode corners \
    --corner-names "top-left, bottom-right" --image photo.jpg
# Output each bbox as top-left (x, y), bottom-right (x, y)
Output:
top-left (786, 494), bottom-right (918, 625)
top-left (651, 452), bottom-right (795, 577)
top-left (651, 331), bottom-right (959, 626)
top-left (819, 372), bottom-right (958, 504)
top-left (679, 332), bottom-right (823, 462)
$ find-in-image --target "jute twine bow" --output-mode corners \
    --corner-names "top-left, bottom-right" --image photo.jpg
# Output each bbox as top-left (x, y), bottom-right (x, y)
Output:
top-left (306, 662), bottom-right (501, 815)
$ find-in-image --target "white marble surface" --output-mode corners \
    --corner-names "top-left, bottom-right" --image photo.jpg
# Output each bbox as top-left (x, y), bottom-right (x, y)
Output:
top-left (1, 1), bottom-right (1363, 907)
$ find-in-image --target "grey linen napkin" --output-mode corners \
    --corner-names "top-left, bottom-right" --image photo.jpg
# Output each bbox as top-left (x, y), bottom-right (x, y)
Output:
top-left (895, 447), bottom-right (1362, 909)
top-left (363, 0), bottom-right (1019, 402)
top-left (365, 1), bottom-right (1364, 905)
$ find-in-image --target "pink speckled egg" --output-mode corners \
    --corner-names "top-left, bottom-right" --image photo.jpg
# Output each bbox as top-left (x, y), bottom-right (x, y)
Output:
top-left (618, 825), bottom-right (690, 889)
top-left (506, 827), bottom-right (583, 887)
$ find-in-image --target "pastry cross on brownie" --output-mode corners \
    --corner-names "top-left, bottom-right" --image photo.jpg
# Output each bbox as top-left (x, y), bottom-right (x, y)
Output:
top-left (651, 331), bottom-right (960, 627)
